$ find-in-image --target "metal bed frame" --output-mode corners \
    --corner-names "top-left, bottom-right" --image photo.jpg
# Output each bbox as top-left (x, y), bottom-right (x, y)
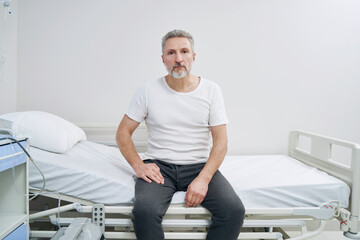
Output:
top-left (28, 130), bottom-right (360, 239)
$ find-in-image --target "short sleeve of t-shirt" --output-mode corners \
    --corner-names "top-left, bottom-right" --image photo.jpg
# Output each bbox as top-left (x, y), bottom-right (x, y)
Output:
top-left (209, 83), bottom-right (229, 126)
top-left (125, 85), bottom-right (148, 123)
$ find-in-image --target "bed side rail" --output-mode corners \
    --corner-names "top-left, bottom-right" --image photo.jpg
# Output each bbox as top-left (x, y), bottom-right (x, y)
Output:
top-left (289, 130), bottom-right (359, 185)
top-left (289, 130), bottom-right (360, 235)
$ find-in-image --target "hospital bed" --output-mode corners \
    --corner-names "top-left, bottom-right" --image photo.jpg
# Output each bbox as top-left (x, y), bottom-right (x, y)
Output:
top-left (1, 111), bottom-right (359, 240)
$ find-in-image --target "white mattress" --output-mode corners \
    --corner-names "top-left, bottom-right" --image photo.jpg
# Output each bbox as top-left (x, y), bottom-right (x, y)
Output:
top-left (29, 141), bottom-right (350, 208)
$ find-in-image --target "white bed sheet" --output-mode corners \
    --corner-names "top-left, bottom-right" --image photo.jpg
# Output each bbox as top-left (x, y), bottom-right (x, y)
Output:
top-left (29, 141), bottom-right (350, 208)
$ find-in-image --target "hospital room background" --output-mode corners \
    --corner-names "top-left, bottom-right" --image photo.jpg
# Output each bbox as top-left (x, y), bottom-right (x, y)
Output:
top-left (1, 0), bottom-right (360, 239)
top-left (0, 0), bottom-right (359, 160)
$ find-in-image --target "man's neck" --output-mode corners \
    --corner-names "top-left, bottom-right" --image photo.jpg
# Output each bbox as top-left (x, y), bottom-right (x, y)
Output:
top-left (165, 74), bottom-right (200, 93)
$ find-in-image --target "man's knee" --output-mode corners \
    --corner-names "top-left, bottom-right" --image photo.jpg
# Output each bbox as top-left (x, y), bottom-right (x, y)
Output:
top-left (218, 197), bottom-right (245, 224)
top-left (230, 200), bottom-right (245, 224)
top-left (133, 198), bottom-right (166, 221)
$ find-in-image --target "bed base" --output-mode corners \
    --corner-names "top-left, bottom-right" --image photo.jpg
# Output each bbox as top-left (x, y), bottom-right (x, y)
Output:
top-left (28, 130), bottom-right (360, 239)
top-left (31, 231), bottom-right (284, 240)
top-left (29, 201), bottom-right (336, 240)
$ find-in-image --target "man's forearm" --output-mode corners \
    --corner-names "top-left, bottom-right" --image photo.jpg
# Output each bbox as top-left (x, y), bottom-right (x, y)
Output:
top-left (198, 124), bottom-right (228, 182)
top-left (116, 124), bottom-right (164, 184)
top-left (198, 138), bottom-right (227, 182)
top-left (116, 130), bottom-right (143, 170)
top-left (185, 128), bottom-right (227, 207)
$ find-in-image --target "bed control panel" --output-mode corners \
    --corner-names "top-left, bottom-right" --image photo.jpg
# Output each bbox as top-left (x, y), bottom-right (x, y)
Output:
top-left (92, 204), bottom-right (105, 233)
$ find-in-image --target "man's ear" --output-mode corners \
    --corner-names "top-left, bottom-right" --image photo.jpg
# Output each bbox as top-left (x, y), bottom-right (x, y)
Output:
top-left (161, 55), bottom-right (164, 63)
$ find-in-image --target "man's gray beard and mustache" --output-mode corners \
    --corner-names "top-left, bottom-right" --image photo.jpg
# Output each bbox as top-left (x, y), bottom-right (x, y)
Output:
top-left (168, 63), bottom-right (189, 79)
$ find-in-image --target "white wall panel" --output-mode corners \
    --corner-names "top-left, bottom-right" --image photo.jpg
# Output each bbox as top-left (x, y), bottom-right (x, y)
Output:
top-left (16, 0), bottom-right (360, 154)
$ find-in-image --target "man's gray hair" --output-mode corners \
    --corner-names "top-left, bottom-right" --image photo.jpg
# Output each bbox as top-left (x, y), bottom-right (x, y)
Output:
top-left (161, 29), bottom-right (194, 53)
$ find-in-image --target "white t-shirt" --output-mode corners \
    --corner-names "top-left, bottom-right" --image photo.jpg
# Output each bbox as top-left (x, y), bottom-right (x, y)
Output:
top-left (126, 77), bottom-right (228, 165)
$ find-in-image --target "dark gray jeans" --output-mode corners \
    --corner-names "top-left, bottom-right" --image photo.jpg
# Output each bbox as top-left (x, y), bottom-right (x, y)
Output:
top-left (132, 160), bottom-right (245, 240)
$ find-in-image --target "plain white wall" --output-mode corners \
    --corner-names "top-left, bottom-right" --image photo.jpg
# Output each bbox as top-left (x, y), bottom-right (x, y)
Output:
top-left (0, 0), bottom-right (17, 114)
top-left (16, 0), bottom-right (360, 154)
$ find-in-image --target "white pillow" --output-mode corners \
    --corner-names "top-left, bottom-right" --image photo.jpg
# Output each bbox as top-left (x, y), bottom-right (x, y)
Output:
top-left (0, 111), bottom-right (86, 153)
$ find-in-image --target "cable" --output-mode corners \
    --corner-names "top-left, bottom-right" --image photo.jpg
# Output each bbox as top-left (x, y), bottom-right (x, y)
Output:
top-left (2, 135), bottom-right (64, 229)
top-left (4, 136), bottom-right (104, 237)
top-left (2, 135), bottom-right (47, 200)
top-left (34, 190), bottom-right (63, 229)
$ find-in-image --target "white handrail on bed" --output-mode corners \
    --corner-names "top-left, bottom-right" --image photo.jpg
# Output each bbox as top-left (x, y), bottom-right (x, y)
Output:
top-left (29, 202), bottom-right (337, 220)
top-left (289, 130), bottom-right (360, 236)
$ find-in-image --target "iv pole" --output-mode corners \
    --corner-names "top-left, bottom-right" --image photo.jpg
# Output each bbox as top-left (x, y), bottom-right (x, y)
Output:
top-left (0, 0), bottom-right (12, 81)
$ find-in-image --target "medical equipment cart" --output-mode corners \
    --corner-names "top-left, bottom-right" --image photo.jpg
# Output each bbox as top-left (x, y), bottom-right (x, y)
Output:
top-left (0, 137), bottom-right (29, 240)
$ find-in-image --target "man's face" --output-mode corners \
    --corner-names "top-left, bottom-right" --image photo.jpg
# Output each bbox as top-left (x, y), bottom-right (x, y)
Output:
top-left (162, 37), bottom-right (196, 79)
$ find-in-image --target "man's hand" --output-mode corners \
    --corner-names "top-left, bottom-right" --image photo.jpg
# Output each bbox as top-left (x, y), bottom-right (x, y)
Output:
top-left (134, 162), bottom-right (165, 185)
top-left (185, 176), bottom-right (209, 207)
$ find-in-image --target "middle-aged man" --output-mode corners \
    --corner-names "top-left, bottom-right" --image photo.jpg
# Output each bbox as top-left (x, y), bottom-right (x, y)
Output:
top-left (116, 29), bottom-right (245, 240)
